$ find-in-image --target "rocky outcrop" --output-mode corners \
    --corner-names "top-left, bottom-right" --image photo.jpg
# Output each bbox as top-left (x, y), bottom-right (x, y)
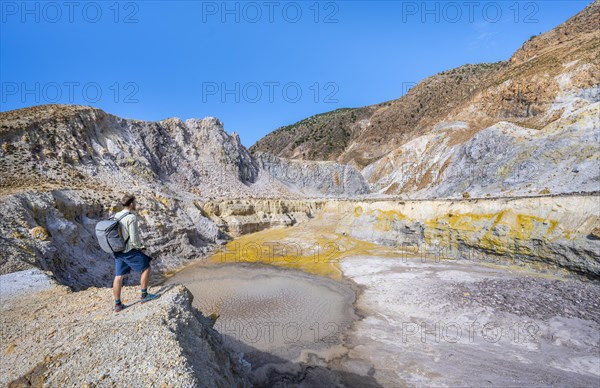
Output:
top-left (0, 105), bottom-right (301, 288)
top-left (254, 152), bottom-right (370, 197)
top-left (0, 270), bottom-right (251, 387)
top-left (0, 105), bottom-right (286, 199)
top-left (330, 194), bottom-right (600, 279)
top-left (0, 189), bottom-right (228, 289)
top-left (196, 198), bottom-right (328, 236)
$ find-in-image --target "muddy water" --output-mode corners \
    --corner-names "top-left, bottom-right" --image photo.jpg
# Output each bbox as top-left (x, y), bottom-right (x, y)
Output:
top-left (166, 262), bottom-right (358, 371)
top-left (164, 215), bottom-right (391, 381)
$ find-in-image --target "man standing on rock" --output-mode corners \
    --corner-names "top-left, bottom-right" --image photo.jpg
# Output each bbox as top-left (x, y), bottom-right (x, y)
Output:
top-left (112, 194), bottom-right (160, 312)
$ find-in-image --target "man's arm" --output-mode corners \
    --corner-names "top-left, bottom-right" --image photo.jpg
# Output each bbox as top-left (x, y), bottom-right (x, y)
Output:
top-left (127, 215), bottom-right (146, 250)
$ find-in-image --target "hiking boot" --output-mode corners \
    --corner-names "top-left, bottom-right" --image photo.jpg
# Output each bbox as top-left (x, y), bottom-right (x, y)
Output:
top-left (113, 303), bottom-right (126, 313)
top-left (140, 293), bottom-right (161, 304)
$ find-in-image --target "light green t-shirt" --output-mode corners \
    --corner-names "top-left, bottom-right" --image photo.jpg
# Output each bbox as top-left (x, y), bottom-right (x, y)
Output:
top-left (114, 209), bottom-right (145, 253)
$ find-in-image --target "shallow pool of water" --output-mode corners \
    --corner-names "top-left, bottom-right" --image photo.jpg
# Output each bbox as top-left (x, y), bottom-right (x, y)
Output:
top-left (166, 262), bottom-right (357, 368)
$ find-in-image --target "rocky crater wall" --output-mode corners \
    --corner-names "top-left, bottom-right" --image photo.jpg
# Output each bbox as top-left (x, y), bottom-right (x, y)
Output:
top-left (0, 189), bottom-right (225, 289)
top-left (328, 194), bottom-right (600, 278)
top-left (254, 151), bottom-right (370, 196)
top-left (194, 198), bottom-right (327, 236)
top-left (0, 189), bottom-right (328, 289)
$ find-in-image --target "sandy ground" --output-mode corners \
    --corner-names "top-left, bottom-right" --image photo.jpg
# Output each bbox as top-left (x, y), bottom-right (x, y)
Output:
top-left (336, 255), bottom-right (600, 387)
top-left (0, 269), bottom-right (58, 301)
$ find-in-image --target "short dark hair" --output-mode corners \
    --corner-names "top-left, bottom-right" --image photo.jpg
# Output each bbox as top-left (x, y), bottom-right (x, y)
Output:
top-left (121, 194), bottom-right (136, 207)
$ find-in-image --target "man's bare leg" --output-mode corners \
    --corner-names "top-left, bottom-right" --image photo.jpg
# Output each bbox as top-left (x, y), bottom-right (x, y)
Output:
top-left (113, 275), bottom-right (123, 301)
top-left (140, 267), bottom-right (150, 291)
top-left (139, 267), bottom-right (160, 303)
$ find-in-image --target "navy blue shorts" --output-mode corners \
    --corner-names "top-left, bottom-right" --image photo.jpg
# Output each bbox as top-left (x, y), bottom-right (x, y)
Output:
top-left (114, 249), bottom-right (152, 276)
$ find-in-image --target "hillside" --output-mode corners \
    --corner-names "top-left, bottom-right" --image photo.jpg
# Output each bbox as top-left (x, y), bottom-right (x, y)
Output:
top-left (251, 1), bottom-right (600, 196)
top-left (251, 62), bottom-right (506, 168)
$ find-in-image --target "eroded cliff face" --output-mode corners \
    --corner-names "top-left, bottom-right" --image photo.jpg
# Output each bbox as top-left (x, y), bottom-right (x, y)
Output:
top-left (0, 105), bottom-right (284, 199)
top-left (331, 195), bottom-right (600, 279)
top-left (0, 105), bottom-right (293, 287)
top-left (363, 95), bottom-right (599, 197)
top-left (254, 152), bottom-right (370, 197)
top-left (191, 195), bottom-right (600, 281)
top-left (0, 189), bottom-right (226, 289)
top-left (196, 198), bottom-right (327, 236)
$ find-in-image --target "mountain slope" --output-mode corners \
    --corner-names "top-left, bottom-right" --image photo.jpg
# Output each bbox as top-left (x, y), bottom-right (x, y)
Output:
top-left (251, 1), bottom-right (600, 197)
top-left (251, 62), bottom-right (507, 169)
top-left (366, 0), bottom-right (600, 197)
top-left (0, 104), bottom-right (273, 198)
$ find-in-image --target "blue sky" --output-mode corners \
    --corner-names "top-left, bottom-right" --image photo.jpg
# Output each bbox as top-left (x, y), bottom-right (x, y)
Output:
top-left (0, 0), bottom-right (592, 146)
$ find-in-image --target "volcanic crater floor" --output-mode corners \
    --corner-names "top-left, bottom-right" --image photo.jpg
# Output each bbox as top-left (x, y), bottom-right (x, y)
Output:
top-left (166, 221), bottom-right (600, 387)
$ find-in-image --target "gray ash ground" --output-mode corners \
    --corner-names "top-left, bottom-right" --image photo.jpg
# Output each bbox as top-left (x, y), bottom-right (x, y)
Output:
top-left (452, 276), bottom-right (600, 324)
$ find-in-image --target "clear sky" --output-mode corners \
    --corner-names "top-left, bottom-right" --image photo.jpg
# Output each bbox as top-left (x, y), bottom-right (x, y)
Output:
top-left (0, 0), bottom-right (592, 146)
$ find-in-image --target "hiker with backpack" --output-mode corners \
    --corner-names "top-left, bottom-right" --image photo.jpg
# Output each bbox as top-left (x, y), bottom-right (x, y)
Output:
top-left (96, 194), bottom-right (160, 312)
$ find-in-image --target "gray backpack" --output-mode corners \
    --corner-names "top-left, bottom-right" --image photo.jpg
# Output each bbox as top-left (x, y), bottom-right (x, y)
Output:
top-left (95, 212), bottom-right (130, 254)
